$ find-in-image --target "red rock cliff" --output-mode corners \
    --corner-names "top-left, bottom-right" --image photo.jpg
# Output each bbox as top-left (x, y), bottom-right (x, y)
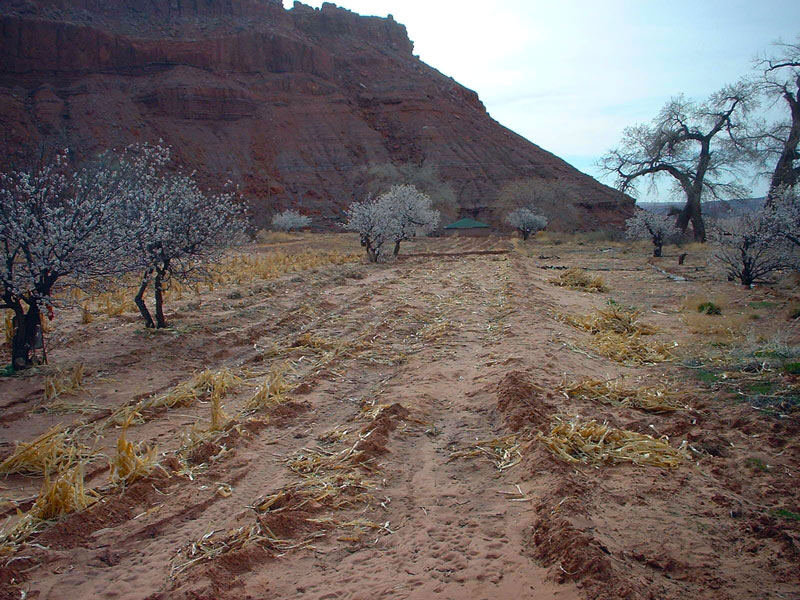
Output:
top-left (0, 0), bottom-right (633, 229)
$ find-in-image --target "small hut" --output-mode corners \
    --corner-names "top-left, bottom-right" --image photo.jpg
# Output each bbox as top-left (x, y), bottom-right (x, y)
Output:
top-left (443, 218), bottom-right (491, 237)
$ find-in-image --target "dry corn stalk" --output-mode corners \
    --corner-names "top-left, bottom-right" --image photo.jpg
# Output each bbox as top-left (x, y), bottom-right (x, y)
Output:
top-left (43, 364), bottom-right (85, 402)
top-left (110, 429), bottom-right (157, 484)
top-left (538, 416), bottom-right (687, 469)
top-left (209, 391), bottom-right (229, 432)
top-left (0, 425), bottom-right (88, 476)
top-left (561, 304), bottom-right (657, 336)
top-left (591, 331), bottom-right (675, 365)
top-left (551, 268), bottom-right (607, 292)
top-left (30, 461), bottom-right (97, 520)
top-left (560, 378), bottom-right (686, 412)
top-left (449, 434), bottom-right (523, 471)
top-left (245, 362), bottom-right (293, 410)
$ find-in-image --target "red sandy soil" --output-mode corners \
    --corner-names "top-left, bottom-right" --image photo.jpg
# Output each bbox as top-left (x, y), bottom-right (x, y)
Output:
top-left (1, 233), bottom-right (798, 600)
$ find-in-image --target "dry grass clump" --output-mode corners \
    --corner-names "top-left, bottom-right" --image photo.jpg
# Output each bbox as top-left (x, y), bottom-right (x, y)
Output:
top-left (0, 425), bottom-right (91, 476)
top-left (551, 268), bottom-right (607, 292)
top-left (43, 363), bottom-right (84, 402)
top-left (563, 304), bottom-right (657, 336)
top-left (449, 434), bottom-right (523, 471)
top-left (560, 378), bottom-right (687, 412)
top-left (253, 471), bottom-right (377, 514)
top-left (210, 251), bottom-right (360, 286)
top-left (30, 461), bottom-right (96, 520)
top-left (245, 362), bottom-right (293, 410)
top-left (538, 416), bottom-right (687, 469)
top-left (152, 368), bottom-right (241, 411)
top-left (591, 332), bottom-right (676, 365)
top-left (108, 368), bottom-right (242, 427)
top-left (110, 429), bottom-right (158, 485)
top-left (559, 304), bottom-right (674, 364)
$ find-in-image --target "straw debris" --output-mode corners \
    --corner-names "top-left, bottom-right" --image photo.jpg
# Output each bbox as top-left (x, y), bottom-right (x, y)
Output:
top-left (538, 416), bottom-right (687, 469)
top-left (449, 434), bottom-right (524, 471)
top-left (43, 364), bottom-right (85, 402)
top-left (245, 362), bottom-right (294, 410)
top-left (0, 425), bottom-right (91, 476)
top-left (551, 268), bottom-right (607, 292)
top-left (110, 429), bottom-right (158, 485)
top-left (560, 378), bottom-right (687, 412)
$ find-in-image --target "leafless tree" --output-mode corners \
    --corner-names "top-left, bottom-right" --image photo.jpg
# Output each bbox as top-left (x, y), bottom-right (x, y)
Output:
top-left (600, 82), bottom-right (759, 242)
top-left (625, 210), bottom-right (678, 257)
top-left (709, 213), bottom-right (795, 286)
top-left (496, 177), bottom-right (579, 231)
top-left (754, 36), bottom-right (800, 203)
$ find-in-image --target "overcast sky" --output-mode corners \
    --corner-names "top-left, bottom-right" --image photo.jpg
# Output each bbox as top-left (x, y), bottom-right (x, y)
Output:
top-left (285, 0), bottom-right (800, 201)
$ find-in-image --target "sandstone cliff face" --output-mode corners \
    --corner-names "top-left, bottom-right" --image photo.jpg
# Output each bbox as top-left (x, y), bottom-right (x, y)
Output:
top-left (0, 0), bottom-right (633, 229)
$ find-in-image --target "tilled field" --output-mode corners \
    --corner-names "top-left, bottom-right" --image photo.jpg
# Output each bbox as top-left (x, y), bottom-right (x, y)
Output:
top-left (1, 233), bottom-right (798, 600)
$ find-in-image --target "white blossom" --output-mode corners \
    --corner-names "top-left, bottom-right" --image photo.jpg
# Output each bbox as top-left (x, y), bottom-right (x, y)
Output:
top-left (343, 185), bottom-right (439, 262)
top-left (709, 212), bottom-right (796, 286)
top-left (625, 210), bottom-right (678, 256)
top-left (504, 207), bottom-right (548, 240)
top-left (271, 209), bottom-right (311, 232)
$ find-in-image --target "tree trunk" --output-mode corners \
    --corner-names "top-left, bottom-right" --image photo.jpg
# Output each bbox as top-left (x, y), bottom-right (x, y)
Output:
top-left (521, 229), bottom-right (531, 241)
top-left (134, 271), bottom-right (155, 329)
top-left (690, 208), bottom-right (706, 243)
top-left (393, 240), bottom-right (401, 256)
top-left (154, 266), bottom-right (168, 329)
top-left (653, 244), bottom-right (662, 257)
top-left (766, 89), bottom-right (800, 204)
top-left (10, 302), bottom-right (41, 369)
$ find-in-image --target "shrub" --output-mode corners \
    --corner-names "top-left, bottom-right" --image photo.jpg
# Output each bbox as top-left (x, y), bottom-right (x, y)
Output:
top-left (709, 213), bottom-right (795, 286)
top-left (271, 209), bottom-right (311, 232)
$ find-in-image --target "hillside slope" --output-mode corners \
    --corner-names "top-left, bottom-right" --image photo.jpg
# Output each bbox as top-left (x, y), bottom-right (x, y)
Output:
top-left (0, 0), bottom-right (633, 229)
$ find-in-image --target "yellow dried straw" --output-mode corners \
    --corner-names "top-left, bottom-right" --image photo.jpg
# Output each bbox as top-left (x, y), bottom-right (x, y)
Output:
top-left (560, 378), bottom-right (686, 412)
top-left (537, 416), bottom-right (687, 470)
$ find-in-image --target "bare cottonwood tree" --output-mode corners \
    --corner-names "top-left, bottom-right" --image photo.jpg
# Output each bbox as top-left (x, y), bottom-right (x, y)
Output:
top-left (601, 82), bottom-right (759, 242)
top-left (755, 36), bottom-right (800, 202)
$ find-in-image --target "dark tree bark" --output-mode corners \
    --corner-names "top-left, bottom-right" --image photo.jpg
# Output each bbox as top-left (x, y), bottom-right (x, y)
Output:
top-left (153, 261), bottom-right (169, 329)
top-left (767, 81), bottom-right (800, 203)
top-left (521, 229), bottom-right (531, 241)
top-left (393, 240), bottom-right (401, 256)
top-left (134, 269), bottom-right (155, 329)
top-left (10, 302), bottom-right (41, 369)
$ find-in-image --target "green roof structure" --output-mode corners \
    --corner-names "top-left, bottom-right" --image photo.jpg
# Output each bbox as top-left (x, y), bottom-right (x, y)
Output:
top-left (443, 218), bottom-right (490, 230)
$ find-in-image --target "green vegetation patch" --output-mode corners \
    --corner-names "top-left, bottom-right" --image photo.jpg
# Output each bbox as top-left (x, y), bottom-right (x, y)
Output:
top-left (772, 508), bottom-right (800, 522)
top-left (748, 301), bottom-right (778, 309)
top-left (697, 301), bottom-right (722, 315)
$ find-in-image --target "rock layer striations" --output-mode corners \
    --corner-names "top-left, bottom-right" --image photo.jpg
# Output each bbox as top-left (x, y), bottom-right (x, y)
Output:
top-left (0, 0), bottom-right (633, 229)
